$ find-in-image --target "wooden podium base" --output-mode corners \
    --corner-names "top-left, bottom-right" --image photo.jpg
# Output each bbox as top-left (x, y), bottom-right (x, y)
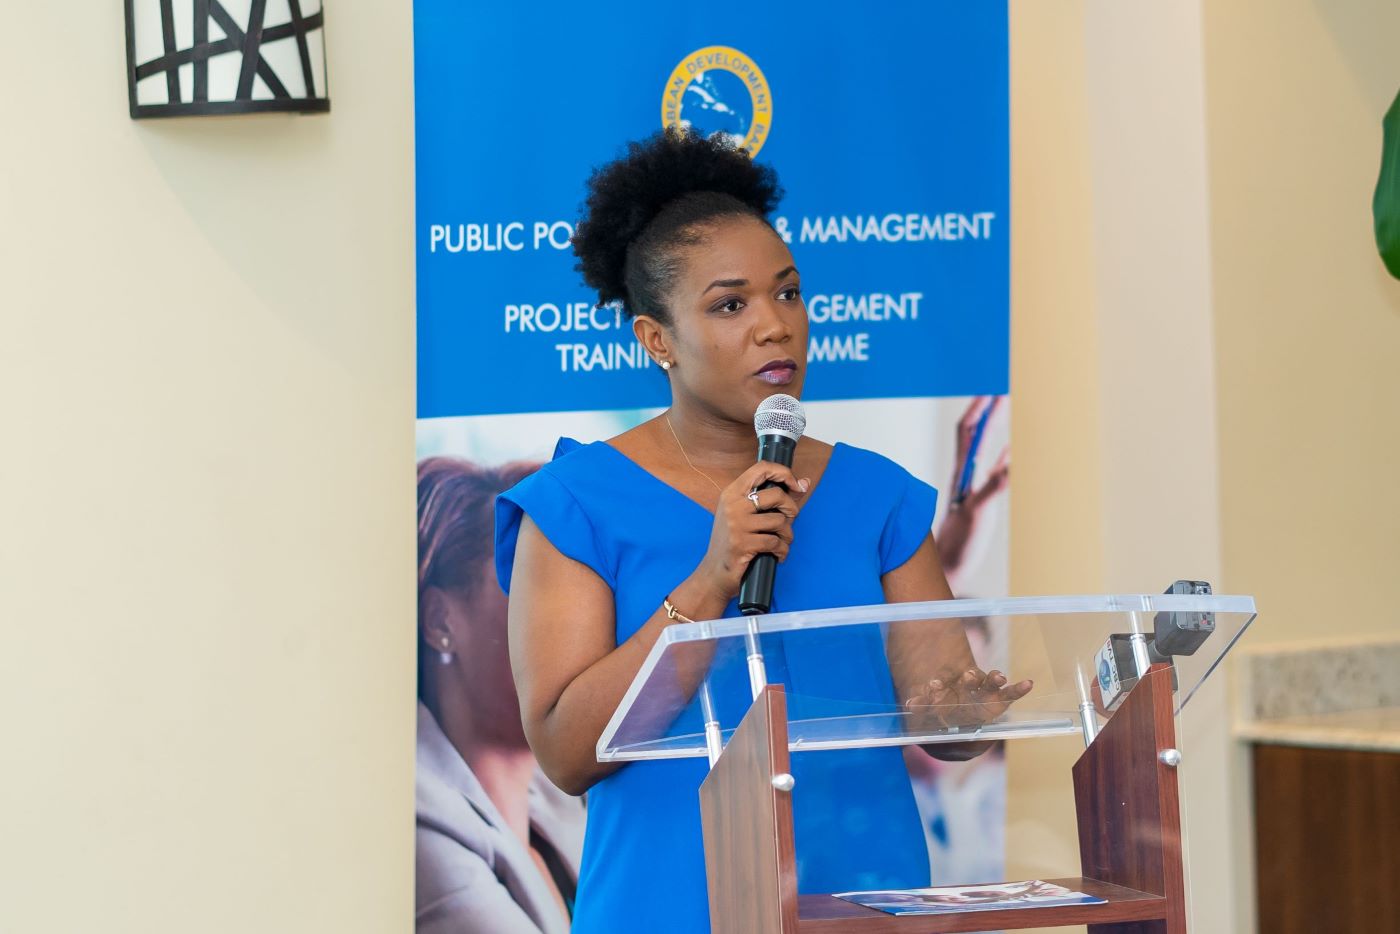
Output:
top-left (699, 668), bottom-right (1188, 933)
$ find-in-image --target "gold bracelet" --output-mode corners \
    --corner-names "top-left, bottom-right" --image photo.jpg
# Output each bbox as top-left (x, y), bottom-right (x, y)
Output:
top-left (662, 596), bottom-right (695, 624)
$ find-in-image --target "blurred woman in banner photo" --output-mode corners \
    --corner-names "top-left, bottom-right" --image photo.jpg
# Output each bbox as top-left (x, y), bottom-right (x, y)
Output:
top-left (495, 128), bottom-right (1031, 934)
top-left (415, 457), bottom-right (584, 934)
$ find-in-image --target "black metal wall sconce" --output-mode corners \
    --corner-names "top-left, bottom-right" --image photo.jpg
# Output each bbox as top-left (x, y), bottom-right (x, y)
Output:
top-left (125, 0), bottom-right (329, 118)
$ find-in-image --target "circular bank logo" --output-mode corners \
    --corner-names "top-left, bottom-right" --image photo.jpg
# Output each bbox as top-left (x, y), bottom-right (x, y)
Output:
top-left (662, 46), bottom-right (772, 156)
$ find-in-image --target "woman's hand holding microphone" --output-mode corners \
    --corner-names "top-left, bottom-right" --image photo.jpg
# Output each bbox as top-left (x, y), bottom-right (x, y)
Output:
top-left (688, 462), bottom-right (809, 608)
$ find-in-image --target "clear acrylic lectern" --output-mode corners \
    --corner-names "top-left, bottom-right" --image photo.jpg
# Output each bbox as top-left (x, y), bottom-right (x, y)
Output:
top-left (599, 593), bottom-right (1257, 933)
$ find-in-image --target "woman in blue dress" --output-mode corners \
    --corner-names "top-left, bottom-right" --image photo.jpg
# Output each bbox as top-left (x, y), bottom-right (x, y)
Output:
top-left (495, 128), bottom-right (1031, 933)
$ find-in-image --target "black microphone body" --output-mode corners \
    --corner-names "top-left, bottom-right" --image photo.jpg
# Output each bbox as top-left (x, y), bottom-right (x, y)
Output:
top-left (738, 432), bottom-right (797, 615)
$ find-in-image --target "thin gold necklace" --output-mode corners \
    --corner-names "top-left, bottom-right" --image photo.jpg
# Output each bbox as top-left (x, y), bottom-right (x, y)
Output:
top-left (664, 415), bottom-right (725, 498)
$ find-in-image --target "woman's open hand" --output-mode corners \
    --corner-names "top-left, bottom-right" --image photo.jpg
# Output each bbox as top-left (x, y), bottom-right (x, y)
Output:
top-left (902, 666), bottom-right (1033, 762)
top-left (903, 666), bottom-right (1033, 733)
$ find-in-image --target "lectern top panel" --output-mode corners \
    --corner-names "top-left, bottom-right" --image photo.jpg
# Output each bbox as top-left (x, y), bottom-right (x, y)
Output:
top-left (597, 593), bottom-right (1257, 762)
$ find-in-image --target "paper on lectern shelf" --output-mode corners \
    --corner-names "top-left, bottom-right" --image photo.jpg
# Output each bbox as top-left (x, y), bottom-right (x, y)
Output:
top-left (834, 879), bottom-right (1106, 916)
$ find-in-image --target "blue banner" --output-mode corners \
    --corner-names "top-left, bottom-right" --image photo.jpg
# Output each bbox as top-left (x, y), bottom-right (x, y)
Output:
top-left (415, 1), bottom-right (1008, 418)
top-left (413, 6), bottom-right (1014, 913)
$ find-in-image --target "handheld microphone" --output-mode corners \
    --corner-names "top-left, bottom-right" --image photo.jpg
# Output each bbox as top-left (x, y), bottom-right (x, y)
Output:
top-left (738, 394), bottom-right (807, 615)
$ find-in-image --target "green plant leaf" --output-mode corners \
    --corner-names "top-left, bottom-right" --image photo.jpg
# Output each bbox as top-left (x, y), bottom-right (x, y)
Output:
top-left (1376, 88), bottom-right (1400, 279)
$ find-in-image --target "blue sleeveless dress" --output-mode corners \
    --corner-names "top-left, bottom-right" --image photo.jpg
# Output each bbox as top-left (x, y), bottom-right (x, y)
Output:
top-left (495, 438), bottom-right (938, 934)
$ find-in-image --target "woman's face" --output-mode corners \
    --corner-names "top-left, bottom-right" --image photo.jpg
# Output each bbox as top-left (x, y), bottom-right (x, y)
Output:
top-left (437, 560), bottom-right (528, 748)
top-left (662, 216), bottom-right (808, 420)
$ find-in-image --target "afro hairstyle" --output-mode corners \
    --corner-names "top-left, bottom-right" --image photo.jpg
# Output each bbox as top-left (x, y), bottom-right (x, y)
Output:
top-left (571, 127), bottom-right (784, 324)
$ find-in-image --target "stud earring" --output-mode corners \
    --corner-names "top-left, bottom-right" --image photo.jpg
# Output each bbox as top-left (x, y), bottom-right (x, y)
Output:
top-left (660, 360), bottom-right (672, 370)
top-left (438, 636), bottom-right (452, 665)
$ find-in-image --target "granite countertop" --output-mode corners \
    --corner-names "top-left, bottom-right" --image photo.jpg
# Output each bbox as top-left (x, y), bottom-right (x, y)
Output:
top-left (1233, 639), bottom-right (1400, 754)
top-left (1235, 706), bottom-right (1400, 753)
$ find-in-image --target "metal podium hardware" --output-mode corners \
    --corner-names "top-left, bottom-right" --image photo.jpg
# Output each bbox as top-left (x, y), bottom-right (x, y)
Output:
top-left (1076, 663), bottom-right (1099, 745)
top-left (744, 617), bottom-right (768, 700)
top-left (699, 681), bottom-right (723, 767)
top-left (1129, 612), bottom-right (1154, 678)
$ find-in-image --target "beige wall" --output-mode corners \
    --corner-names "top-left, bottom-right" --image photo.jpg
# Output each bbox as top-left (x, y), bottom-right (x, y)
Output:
top-left (1007, 2), bottom-right (1235, 930)
top-left (1205, 0), bottom-right (1400, 647)
top-left (0, 7), bottom-right (416, 934)
top-left (1205, 6), bottom-right (1400, 927)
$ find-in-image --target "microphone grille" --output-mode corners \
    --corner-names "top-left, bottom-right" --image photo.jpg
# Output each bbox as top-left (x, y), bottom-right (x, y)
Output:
top-left (754, 394), bottom-right (807, 441)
